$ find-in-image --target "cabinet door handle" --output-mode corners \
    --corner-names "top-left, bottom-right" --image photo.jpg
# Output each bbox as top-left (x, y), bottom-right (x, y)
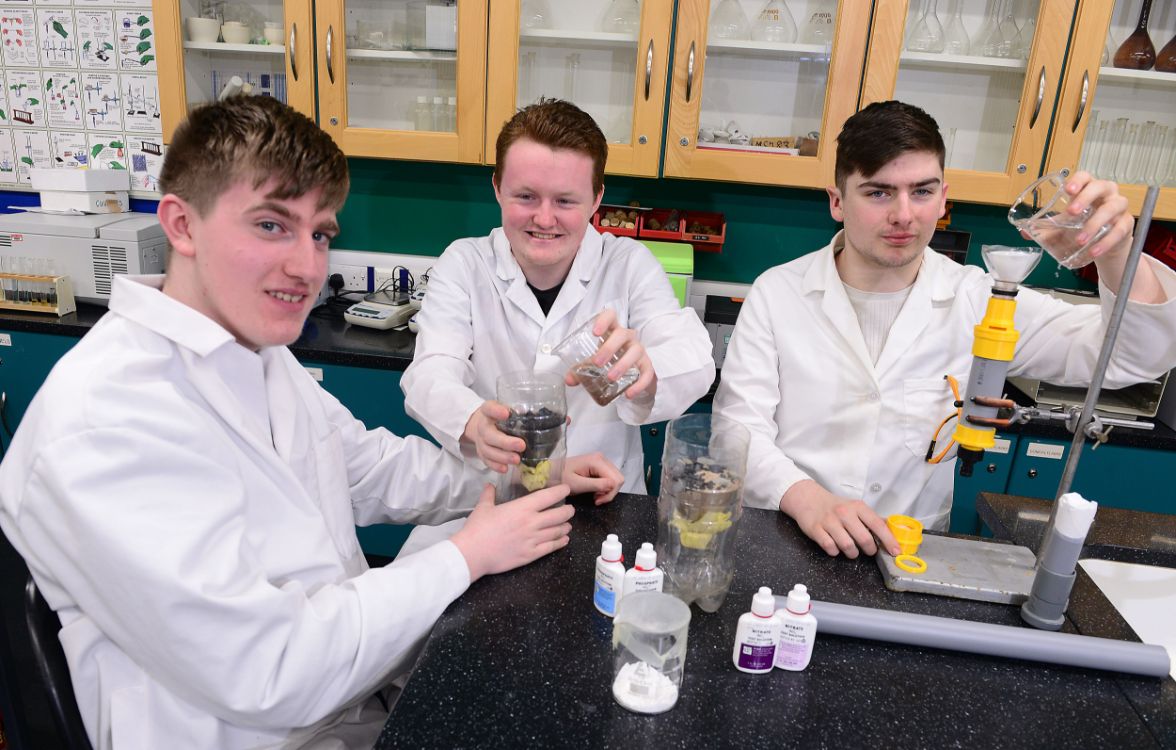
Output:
top-left (326, 25), bottom-right (335, 85)
top-left (686, 41), bottom-right (696, 103)
top-left (644, 39), bottom-right (654, 101)
top-left (1072, 69), bottom-right (1089, 133)
top-left (289, 23), bottom-right (298, 81)
top-left (1028, 65), bottom-right (1046, 129)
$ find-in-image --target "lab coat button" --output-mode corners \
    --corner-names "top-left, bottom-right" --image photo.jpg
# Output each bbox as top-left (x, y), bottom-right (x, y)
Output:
top-left (869, 482), bottom-right (882, 493)
top-left (867, 391), bottom-right (879, 401)
top-left (540, 343), bottom-right (552, 354)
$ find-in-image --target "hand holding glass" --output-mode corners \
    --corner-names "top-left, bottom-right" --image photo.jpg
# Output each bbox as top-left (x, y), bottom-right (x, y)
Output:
top-left (553, 315), bottom-right (640, 406)
top-left (1008, 172), bottom-right (1111, 270)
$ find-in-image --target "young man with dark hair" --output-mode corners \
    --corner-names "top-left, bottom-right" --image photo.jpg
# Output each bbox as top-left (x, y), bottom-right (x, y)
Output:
top-left (714, 100), bottom-right (1176, 559)
top-left (0, 95), bottom-right (616, 749)
top-left (402, 98), bottom-right (715, 495)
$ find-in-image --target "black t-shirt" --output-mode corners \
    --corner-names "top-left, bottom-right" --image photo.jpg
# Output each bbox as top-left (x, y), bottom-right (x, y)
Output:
top-left (528, 280), bottom-right (564, 316)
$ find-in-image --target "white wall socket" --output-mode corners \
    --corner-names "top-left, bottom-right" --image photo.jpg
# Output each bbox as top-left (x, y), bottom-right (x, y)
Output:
top-left (331, 264), bottom-right (370, 292)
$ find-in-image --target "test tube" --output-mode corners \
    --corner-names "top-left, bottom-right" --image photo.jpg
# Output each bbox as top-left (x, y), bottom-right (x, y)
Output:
top-left (1125, 122), bottom-right (1155, 185)
top-left (1097, 117), bottom-right (1127, 178)
top-left (1145, 125), bottom-right (1169, 185)
top-left (46, 259), bottom-right (58, 305)
top-left (1077, 110), bottom-right (1099, 174)
top-left (1113, 123), bottom-right (1139, 184)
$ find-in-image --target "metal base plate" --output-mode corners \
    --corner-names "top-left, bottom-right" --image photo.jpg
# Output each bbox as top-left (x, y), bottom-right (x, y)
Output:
top-left (877, 535), bottom-right (1037, 605)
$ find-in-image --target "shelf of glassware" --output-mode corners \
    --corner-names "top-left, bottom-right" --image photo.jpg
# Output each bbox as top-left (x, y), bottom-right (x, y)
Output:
top-left (519, 29), bottom-right (638, 48)
top-left (1096, 66), bottom-right (1176, 84)
top-left (346, 48), bottom-right (457, 62)
top-left (183, 41), bottom-right (287, 55)
top-left (704, 38), bottom-right (830, 58)
top-left (899, 50), bottom-right (1027, 72)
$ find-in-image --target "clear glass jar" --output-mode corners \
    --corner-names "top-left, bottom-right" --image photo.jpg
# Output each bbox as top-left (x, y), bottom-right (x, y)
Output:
top-left (495, 370), bottom-right (567, 502)
top-left (612, 592), bottom-right (691, 714)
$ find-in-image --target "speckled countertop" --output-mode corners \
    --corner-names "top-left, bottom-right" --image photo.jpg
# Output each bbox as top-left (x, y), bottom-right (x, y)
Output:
top-left (378, 494), bottom-right (1174, 749)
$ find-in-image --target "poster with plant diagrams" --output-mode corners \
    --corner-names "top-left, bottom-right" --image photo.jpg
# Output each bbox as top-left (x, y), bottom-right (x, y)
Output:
top-left (0, 0), bottom-right (159, 191)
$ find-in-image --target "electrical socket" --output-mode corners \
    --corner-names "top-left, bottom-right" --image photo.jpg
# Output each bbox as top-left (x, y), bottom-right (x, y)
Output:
top-left (331, 264), bottom-right (370, 292)
top-left (372, 267), bottom-right (408, 291)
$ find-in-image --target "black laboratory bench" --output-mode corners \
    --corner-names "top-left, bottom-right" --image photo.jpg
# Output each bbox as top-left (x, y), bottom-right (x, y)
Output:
top-left (378, 493), bottom-right (1175, 749)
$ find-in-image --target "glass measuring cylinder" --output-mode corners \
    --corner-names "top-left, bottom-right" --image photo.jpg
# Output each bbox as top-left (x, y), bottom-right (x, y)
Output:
top-left (495, 370), bottom-right (567, 502)
top-left (552, 316), bottom-right (640, 407)
top-left (1008, 171), bottom-right (1110, 270)
top-left (656, 413), bottom-right (750, 613)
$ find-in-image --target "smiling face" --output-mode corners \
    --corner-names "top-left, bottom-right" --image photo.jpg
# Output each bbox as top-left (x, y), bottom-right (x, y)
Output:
top-left (160, 177), bottom-right (340, 351)
top-left (827, 150), bottom-right (948, 289)
top-left (493, 137), bottom-right (603, 290)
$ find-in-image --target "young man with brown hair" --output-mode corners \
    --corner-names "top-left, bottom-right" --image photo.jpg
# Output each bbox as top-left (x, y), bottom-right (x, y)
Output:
top-left (715, 100), bottom-right (1176, 560)
top-left (402, 98), bottom-right (715, 495)
top-left (0, 95), bottom-right (614, 749)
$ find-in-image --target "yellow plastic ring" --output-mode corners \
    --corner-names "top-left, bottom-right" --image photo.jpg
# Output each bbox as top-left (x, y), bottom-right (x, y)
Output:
top-left (895, 554), bottom-right (927, 574)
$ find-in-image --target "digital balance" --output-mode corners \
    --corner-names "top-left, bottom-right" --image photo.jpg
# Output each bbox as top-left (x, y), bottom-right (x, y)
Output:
top-left (344, 289), bottom-right (421, 330)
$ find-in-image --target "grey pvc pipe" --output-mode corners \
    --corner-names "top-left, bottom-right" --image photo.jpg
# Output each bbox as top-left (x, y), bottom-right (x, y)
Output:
top-left (790, 598), bottom-right (1170, 679)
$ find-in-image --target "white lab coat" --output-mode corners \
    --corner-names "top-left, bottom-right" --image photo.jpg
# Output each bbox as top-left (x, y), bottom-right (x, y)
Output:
top-left (714, 233), bottom-right (1176, 530)
top-left (401, 225), bottom-right (716, 492)
top-left (0, 275), bottom-right (490, 749)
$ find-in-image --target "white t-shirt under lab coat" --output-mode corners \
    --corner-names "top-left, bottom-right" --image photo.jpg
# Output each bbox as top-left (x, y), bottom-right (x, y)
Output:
top-left (714, 233), bottom-right (1176, 530)
top-left (402, 225), bottom-right (716, 493)
top-left (0, 275), bottom-right (489, 750)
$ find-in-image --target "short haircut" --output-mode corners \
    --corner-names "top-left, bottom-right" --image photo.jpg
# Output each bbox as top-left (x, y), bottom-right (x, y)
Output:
top-left (159, 96), bottom-right (349, 217)
top-left (493, 98), bottom-right (607, 195)
top-left (835, 100), bottom-right (944, 190)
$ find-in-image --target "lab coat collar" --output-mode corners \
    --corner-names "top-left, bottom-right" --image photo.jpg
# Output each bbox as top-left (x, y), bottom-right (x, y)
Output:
top-left (109, 274), bottom-right (238, 357)
top-left (487, 225), bottom-right (603, 328)
top-left (799, 231), bottom-right (957, 303)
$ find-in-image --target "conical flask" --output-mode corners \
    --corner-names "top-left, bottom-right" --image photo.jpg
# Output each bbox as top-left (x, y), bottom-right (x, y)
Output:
top-left (751, 0), bottom-right (797, 43)
top-left (1156, 32), bottom-right (1176, 73)
top-left (1113, 0), bottom-right (1155, 70)
top-left (601, 0), bottom-right (641, 35)
top-left (520, 0), bottom-right (551, 30)
top-left (709, 0), bottom-right (750, 40)
top-left (800, 0), bottom-right (836, 45)
top-left (942, 0), bottom-right (970, 55)
top-left (906, 0), bottom-right (945, 53)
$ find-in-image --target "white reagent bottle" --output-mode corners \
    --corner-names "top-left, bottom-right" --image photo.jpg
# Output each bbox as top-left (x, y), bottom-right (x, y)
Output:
top-left (593, 534), bottom-right (626, 617)
top-left (774, 584), bottom-right (817, 671)
top-left (622, 542), bottom-right (664, 597)
top-left (732, 586), bottom-right (781, 674)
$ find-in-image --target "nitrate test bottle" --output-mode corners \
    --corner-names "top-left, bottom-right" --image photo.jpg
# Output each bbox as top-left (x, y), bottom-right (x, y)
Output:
top-left (594, 534), bottom-right (626, 617)
top-left (732, 586), bottom-right (781, 674)
top-left (775, 584), bottom-right (817, 671)
top-left (622, 542), bottom-right (664, 596)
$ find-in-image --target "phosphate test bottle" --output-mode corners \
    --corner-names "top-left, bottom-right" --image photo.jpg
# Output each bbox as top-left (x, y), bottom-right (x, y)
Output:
top-left (622, 542), bottom-right (664, 597)
top-left (774, 584), bottom-right (817, 671)
top-left (732, 586), bottom-right (781, 674)
top-left (594, 534), bottom-right (626, 617)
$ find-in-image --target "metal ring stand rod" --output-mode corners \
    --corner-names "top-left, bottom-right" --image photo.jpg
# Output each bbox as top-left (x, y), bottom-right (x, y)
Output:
top-left (1040, 185), bottom-right (1161, 563)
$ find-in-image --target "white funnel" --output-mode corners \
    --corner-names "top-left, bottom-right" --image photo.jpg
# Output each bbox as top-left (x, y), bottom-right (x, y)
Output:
top-left (981, 245), bottom-right (1042, 289)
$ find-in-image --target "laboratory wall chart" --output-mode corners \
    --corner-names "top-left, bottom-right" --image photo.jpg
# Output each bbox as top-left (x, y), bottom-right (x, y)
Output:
top-left (0, 0), bottom-right (162, 195)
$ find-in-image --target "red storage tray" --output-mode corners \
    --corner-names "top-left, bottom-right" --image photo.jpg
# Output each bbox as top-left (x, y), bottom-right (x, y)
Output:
top-left (593, 204), bottom-right (640, 237)
top-left (638, 208), bottom-right (684, 241)
top-left (682, 211), bottom-right (726, 253)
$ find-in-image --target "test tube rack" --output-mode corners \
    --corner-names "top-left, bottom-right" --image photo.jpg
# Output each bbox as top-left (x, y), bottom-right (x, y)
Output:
top-left (0, 273), bottom-right (77, 316)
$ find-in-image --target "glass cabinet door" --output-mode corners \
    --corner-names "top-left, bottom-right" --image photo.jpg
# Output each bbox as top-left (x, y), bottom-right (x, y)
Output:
top-left (484, 0), bottom-right (673, 178)
top-left (315, 0), bottom-right (487, 162)
top-left (156, 0), bottom-right (315, 142)
top-left (862, 0), bottom-right (1073, 206)
top-left (1047, 0), bottom-right (1176, 221)
top-left (663, 0), bottom-right (870, 188)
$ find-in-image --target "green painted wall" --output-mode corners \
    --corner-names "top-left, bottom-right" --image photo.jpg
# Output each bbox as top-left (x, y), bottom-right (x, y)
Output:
top-left (338, 156), bottom-right (1170, 291)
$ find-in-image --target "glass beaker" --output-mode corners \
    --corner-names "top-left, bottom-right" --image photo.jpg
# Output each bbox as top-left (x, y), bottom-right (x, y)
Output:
top-left (708, 0), bottom-right (750, 40)
top-left (751, 0), bottom-right (797, 43)
top-left (601, 0), bottom-right (641, 35)
top-left (656, 413), bottom-right (750, 613)
top-left (495, 370), bottom-right (567, 502)
top-left (1008, 171), bottom-right (1111, 270)
top-left (611, 592), bottom-right (691, 714)
top-left (552, 314), bottom-right (640, 406)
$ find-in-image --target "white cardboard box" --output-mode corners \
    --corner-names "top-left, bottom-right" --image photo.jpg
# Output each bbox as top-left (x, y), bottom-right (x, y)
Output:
top-left (39, 190), bottom-right (130, 214)
top-left (408, 1), bottom-right (456, 51)
top-left (30, 168), bottom-right (131, 193)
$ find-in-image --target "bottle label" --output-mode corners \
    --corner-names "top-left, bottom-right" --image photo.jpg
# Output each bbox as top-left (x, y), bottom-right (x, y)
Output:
top-left (594, 580), bottom-right (616, 615)
top-left (736, 620), bottom-right (777, 671)
top-left (737, 642), bottom-right (775, 671)
top-left (775, 620), bottom-right (812, 668)
top-left (630, 574), bottom-right (663, 593)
